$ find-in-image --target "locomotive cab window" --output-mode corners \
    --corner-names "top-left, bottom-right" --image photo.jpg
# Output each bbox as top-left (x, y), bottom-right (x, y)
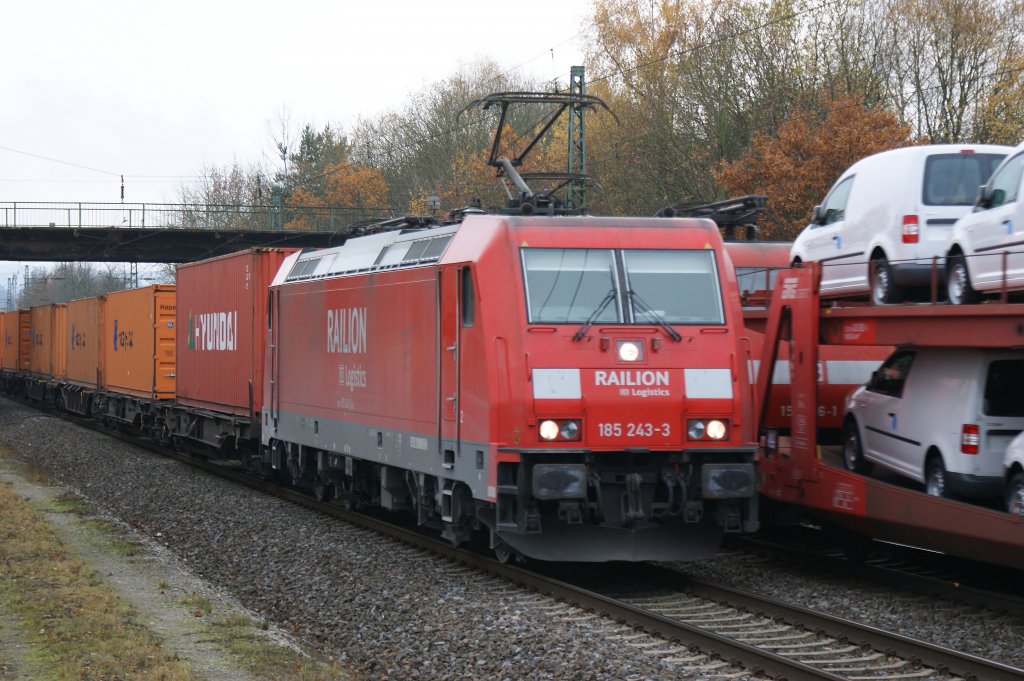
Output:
top-left (622, 250), bottom-right (724, 324)
top-left (521, 248), bottom-right (724, 325)
top-left (521, 249), bottom-right (622, 324)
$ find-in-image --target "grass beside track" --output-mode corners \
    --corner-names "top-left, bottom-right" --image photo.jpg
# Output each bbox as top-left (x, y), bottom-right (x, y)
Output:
top-left (0, 447), bottom-right (349, 681)
top-left (0, 479), bottom-right (197, 680)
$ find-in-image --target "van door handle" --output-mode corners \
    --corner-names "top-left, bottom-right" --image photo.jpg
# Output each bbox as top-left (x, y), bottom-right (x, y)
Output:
top-left (1003, 219), bottom-right (1013, 234)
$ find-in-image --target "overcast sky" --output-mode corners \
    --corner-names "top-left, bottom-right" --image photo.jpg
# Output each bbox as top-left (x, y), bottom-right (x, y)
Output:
top-left (0, 0), bottom-right (594, 290)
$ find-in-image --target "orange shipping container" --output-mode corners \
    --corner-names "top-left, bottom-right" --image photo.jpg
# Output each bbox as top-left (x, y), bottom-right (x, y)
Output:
top-left (102, 286), bottom-right (176, 400)
top-left (29, 304), bottom-right (67, 379)
top-left (67, 296), bottom-right (105, 388)
top-left (0, 311), bottom-right (17, 371)
top-left (2, 310), bottom-right (30, 371)
top-left (15, 311), bottom-right (30, 371)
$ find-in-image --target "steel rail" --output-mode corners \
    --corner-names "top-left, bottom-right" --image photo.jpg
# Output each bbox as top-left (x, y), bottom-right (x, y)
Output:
top-left (675, 573), bottom-right (1024, 681)
top-left (731, 535), bottom-right (1024, 619)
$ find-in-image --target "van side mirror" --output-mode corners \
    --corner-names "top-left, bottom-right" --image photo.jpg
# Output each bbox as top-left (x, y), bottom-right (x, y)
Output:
top-left (974, 184), bottom-right (993, 211)
top-left (811, 205), bottom-right (825, 225)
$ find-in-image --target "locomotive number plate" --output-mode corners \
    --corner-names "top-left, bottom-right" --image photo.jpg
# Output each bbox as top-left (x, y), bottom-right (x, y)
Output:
top-left (597, 422), bottom-right (671, 438)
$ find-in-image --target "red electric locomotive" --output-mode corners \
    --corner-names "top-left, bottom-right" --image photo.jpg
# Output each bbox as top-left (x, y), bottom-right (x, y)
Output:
top-left (261, 214), bottom-right (758, 562)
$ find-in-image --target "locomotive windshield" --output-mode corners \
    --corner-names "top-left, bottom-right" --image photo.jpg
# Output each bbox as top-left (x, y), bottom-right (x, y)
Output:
top-left (522, 248), bottom-right (724, 325)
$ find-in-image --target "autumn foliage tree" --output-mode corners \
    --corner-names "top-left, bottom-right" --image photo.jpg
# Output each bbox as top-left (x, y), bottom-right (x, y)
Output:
top-left (274, 123), bottom-right (390, 229)
top-left (715, 94), bottom-right (916, 240)
top-left (975, 53), bottom-right (1024, 144)
top-left (284, 158), bottom-right (389, 229)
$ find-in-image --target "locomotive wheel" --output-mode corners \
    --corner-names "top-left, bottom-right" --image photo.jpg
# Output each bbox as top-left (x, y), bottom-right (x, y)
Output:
top-left (493, 541), bottom-right (515, 564)
top-left (313, 477), bottom-right (334, 503)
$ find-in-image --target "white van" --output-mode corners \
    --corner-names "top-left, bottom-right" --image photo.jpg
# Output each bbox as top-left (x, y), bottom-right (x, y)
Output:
top-left (945, 140), bottom-right (1024, 304)
top-left (1003, 432), bottom-right (1024, 515)
top-left (843, 347), bottom-right (1024, 499)
top-left (791, 144), bottom-right (1011, 304)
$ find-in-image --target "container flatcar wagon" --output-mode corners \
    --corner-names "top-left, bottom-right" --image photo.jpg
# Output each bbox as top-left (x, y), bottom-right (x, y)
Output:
top-left (166, 248), bottom-right (296, 455)
top-left (261, 214), bottom-right (759, 562)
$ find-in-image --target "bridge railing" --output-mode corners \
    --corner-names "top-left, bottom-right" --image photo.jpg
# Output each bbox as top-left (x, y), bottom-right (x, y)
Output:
top-left (0, 202), bottom-right (396, 232)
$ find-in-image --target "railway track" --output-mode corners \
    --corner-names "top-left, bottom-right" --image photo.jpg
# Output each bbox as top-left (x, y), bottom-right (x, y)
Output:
top-left (729, 531), bottom-right (1024, 618)
top-left (554, 562), bottom-right (1024, 680)
top-left (40, 414), bottom-right (1024, 680)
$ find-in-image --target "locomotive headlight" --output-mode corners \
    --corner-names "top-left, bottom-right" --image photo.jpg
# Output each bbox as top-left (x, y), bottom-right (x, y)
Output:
top-left (559, 420), bottom-right (580, 440)
top-left (539, 420), bottom-right (561, 441)
top-left (616, 340), bottom-right (643, 362)
top-left (706, 419), bottom-right (727, 440)
top-left (687, 419), bottom-right (729, 441)
top-left (538, 419), bottom-right (583, 442)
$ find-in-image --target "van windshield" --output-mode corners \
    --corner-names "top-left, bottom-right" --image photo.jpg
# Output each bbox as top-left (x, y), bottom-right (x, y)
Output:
top-left (923, 153), bottom-right (1007, 206)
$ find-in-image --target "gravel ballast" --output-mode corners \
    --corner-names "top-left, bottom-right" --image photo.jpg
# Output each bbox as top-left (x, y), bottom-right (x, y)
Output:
top-left (1, 396), bottom-right (1021, 678)
top-left (0, 400), bottom-right (733, 680)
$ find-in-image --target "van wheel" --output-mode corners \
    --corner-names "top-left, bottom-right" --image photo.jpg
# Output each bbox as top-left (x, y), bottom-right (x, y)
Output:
top-left (925, 456), bottom-right (948, 498)
top-left (1007, 473), bottom-right (1024, 516)
top-left (842, 421), bottom-right (871, 474)
top-left (946, 254), bottom-right (980, 305)
top-left (871, 256), bottom-right (903, 305)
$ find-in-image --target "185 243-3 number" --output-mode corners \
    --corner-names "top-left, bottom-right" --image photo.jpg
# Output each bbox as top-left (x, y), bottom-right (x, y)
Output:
top-left (597, 422), bottom-right (671, 438)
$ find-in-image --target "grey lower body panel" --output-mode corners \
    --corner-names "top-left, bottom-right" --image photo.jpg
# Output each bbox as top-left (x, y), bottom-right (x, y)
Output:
top-left (264, 408), bottom-right (490, 499)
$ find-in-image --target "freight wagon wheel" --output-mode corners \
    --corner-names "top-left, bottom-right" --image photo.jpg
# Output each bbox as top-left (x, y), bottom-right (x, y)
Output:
top-left (925, 455), bottom-right (948, 498)
top-left (870, 256), bottom-right (903, 305)
top-left (842, 420), bottom-right (871, 474)
top-left (1007, 473), bottom-right (1024, 516)
top-left (946, 254), bottom-right (980, 305)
